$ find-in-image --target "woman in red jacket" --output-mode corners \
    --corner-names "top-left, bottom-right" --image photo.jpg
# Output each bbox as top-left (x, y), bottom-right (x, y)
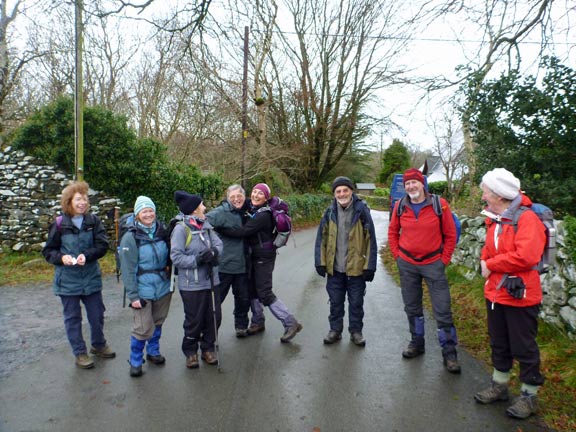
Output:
top-left (474, 168), bottom-right (546, 420)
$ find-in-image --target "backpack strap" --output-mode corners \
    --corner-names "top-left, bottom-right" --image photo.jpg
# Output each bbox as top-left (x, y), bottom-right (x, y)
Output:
top-left (497, 206), bottom-right (529, 234)
top-left (178, 221), bottom-right (193, 247)
top-left (396, 195), bottom-right (409, 217)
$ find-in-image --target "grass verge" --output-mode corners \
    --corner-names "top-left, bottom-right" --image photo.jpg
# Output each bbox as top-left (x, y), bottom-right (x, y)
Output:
top-left (0, 250), bottom-right (117, 286)
top-left (382, 247), bottom-right (576, 432)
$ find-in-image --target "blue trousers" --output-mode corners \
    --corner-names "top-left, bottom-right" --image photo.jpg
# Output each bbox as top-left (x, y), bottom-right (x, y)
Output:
top-left (60, 291), bottom-right (107, 356)
top-left (326, 271), bottom-right (366, 334)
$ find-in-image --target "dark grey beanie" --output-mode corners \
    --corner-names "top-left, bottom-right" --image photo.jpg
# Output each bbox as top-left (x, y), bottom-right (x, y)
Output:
top-left (331, 176), bottom-right (355, 192)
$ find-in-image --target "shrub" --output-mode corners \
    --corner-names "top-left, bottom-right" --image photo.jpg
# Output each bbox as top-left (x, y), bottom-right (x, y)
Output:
top-left (10, 97), bottom-right (223, 221)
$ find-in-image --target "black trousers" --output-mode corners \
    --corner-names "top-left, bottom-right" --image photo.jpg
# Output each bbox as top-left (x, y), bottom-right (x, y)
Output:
top-left (179, 288), bottom-right (221, 356)
top-left (249, 254), bottom-right (277, 306)
top-left (218, 272), bottom-right (250, 329)
top-left (485, 300), bottom-right (545, 386)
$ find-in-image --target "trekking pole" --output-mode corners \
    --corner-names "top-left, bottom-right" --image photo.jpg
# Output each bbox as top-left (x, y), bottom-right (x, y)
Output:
top-left (113, 206), bottom-right (126, 308)
top-left (208, 263), bottom-right (222, 372)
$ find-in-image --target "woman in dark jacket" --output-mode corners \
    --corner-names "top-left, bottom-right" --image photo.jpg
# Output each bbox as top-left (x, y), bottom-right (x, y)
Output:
top-left (217, 183), bottom-right (303, 343)
top-left (119, 196), bottom-right (172, 377)
top-left (42, 181), bottom-right (115, 369)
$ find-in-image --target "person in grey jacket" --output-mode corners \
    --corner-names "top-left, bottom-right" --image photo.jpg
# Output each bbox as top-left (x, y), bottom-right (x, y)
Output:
top-left (42, 181), bottom-right (115, 369)
top-left (119, 196), bottom-right (172, 377)
top-left (170, 191), bottom-right (224, 369)
top-left (206, 184), bottom-right (251, 338)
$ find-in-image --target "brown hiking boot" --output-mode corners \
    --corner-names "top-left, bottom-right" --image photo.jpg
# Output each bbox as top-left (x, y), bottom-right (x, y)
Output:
top-left (474, 381), bottom-right (509, 404)
top-left (350, 332), bottom-right (366, 347)
top-left (323, 330), bottom-right (342, 345)
top-left (506, 392), bottom-right (538, 419)
top-left (280, 323), bottom-right (303, 343)
top-left (247, 324), bottom-right (266, 335)
top-left (402, 342), bottom-right (425, 359)
top-left (75, 353), bottom-right (95, 369)
top-left (90, 345), bottom-right (116, 359)
top-left (443, 351), bottom-right (461, 374)
top-left (235, 328), bottom-right (249, 338)
top-left (186, 354), bottom-right (199, 369)
top-left (146, 354), bottom-right (166, 365)
top-left (201, 351), bottom-right (218, 365)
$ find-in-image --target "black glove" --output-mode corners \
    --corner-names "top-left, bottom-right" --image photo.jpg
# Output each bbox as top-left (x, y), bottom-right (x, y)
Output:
top-left (363, 269), bottom-right (375, 282)
top-left (315, 266), bottom-right (326, 277)
top-left (198, 248), bottom-right (217, 264)
top-left (504, 276), bottom-right (526, 299)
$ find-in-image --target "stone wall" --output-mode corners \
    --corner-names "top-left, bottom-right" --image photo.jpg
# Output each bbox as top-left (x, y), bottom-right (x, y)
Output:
top-left (0, 146), bottom-right (122, 252)
top-left (452, 214), bottom-right (576, 338)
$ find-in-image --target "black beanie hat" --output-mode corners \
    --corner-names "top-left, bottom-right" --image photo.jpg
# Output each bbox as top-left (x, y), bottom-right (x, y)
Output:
top-left (174, 190), bottom-right (202, 215)
top-left (331, 176), bottom-right (355, 192)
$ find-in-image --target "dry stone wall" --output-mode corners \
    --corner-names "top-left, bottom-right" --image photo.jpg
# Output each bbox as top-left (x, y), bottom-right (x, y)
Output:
top-left (0, 146), bottom-right (122, 252)
top-left (452, 214), bottom-right (576, 338)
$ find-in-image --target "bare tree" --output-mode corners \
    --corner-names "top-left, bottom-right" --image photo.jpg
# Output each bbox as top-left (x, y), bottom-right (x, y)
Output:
top-left (423, 0), bottom-right (571, 180)
top-left (429, 110), bottom-right (466, 199)
top-left (0, 0), bottom-right (45, 134)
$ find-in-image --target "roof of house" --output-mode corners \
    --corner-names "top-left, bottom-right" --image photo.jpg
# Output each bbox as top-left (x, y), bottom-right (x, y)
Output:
top-left (356, 183), bottom-right (376, 189)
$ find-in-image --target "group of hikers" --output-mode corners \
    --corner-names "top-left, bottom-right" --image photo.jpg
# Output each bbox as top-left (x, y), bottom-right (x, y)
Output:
top-left (42, 167), bottom-right (547, 420)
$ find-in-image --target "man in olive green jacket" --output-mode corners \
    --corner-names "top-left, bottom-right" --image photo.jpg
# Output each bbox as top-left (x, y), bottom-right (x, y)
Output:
top-left (314, 176), bottom-right (377, 347)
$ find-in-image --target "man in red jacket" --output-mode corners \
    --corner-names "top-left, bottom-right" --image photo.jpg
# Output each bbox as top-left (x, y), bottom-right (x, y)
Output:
top-left (388, 168), bottom-right (460, 374)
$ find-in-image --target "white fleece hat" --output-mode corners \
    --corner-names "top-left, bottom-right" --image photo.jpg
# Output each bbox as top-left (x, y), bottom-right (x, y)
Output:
top-left (481, 168), bottom-right (521, 200)
top-left (134, 195), bottom-right (156, 216)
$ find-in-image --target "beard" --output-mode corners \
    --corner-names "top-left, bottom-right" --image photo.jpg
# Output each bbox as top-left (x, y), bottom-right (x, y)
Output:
top-left (337, 197), bottom-right (352, 207)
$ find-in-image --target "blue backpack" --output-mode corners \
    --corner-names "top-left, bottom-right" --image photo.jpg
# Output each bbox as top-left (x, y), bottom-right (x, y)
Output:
top-left (505, 203), bottom-right (556, 274)
top-left (396, 194), bottom-right (461, 244)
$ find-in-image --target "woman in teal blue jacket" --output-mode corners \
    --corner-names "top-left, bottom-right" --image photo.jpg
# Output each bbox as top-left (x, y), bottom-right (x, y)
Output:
top-left (119, 196), bottom-right (172, 377)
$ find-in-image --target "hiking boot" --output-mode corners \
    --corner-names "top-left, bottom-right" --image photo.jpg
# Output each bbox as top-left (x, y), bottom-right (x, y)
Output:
top-left (186, 354), bottom-right (199, 369)
top-left (129, 365), bottom-right (143, 377)
top-left (350, 332), bottom-right (366, 347)
top-left (236, 328), bottom-right (249, 338)
top-left (280, 323), bottom-right (303, 343)
top-left (201, 351), bottom-right (218, 365)
top-left (75, 353), bottom-right (95, 369)
top-left (247, 324), bottom-right (266, 335)
top-left (146, 354), bottom-right (166, 365)
top-left (474, 381), bottom-right (510, 404)
top-left (402, 342), bottom-right (425, 359)
top-left (506, 392), bottom-right (538, 419)
top-left (443, 357), bottom-right (461, 374)
top-left (323, 330), bottom-right (342, 345)
top-left (90, 345), bottom-right (116, 359)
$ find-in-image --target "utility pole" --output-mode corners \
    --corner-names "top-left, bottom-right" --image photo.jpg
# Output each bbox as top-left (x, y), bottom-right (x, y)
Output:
top-left (74, 0), bottom-right (84, 181)
top-left (241, 26), bottom-right (249, 189)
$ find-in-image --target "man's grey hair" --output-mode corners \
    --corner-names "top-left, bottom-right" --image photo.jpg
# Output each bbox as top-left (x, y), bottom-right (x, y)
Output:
top-left (226, 184), bottom-right (245, 197)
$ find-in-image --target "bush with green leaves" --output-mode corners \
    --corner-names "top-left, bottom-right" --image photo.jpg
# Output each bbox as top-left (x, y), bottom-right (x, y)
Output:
top-left (285, 193), bottom-right (333, 225)
top-left (428, 181), bottom-right (447, 196)
top-left (9, 97), bottom-right (223, 221)
top-left (374, 187), bottom-right (388, 197)
top-left (468, 56), bottom-right (576, 216)
top-left (564, 216), bottom-right (576, 266)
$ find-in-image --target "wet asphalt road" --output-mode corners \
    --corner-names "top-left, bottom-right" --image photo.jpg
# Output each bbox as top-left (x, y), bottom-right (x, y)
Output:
top-left (0, 211), bottom-right (546, 432)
